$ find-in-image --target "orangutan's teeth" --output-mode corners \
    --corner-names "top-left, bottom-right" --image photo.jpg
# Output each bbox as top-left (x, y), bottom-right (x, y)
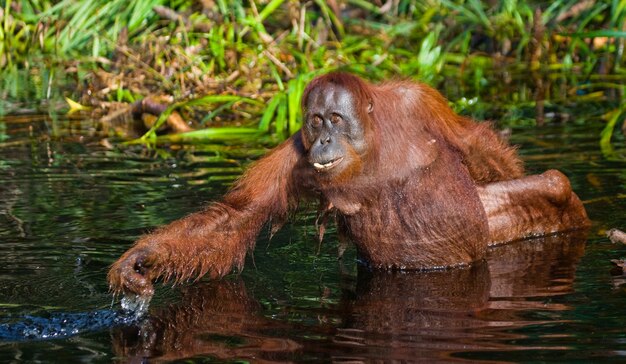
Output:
top-left (314, 162), bottom-right (332, 169)
top-left (313, 157), bottom-right (343, 171)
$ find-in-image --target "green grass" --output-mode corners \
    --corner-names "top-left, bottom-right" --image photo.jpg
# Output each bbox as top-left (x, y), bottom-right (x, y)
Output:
top-left (1, 0), bottom-right (625, 149)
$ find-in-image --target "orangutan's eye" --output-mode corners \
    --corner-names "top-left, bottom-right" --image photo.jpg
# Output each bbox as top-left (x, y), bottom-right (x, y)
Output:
top-left (330, 113), bottom-right (343, 124)
top-left (311, 115), bottom-right (323, 127)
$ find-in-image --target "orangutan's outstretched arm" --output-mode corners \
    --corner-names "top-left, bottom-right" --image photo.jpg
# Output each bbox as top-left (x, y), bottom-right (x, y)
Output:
top-left (108, 134), bottom-right (306, 296)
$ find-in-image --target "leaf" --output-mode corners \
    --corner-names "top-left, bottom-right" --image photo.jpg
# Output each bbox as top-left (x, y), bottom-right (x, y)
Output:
top-left (155, 128), bottom-right (262, 144)
top-left (64, 97), bottom-right (90, 113)
top-left (600, 107), bottom-right (625, 159)
top-left (258, 94), bottom-right (282, 132)
top-left (258, 0), bottom-right (286, 22)
top-left (568, 30), bottom-right (626, 38)
top-left (184, 95), bottom-right (263, 107)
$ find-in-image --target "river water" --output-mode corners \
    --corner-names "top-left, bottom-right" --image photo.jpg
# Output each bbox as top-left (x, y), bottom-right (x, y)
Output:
top-left (0, 113), bottom-right (625, 362)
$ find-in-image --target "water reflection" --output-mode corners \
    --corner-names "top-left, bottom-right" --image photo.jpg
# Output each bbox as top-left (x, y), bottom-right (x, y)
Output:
top-left (112, 231), bottom-right (586, 362)
top-left (113, 279), bottom-right (302, 362)
top-left (1, 114), bottom-right (623, 362)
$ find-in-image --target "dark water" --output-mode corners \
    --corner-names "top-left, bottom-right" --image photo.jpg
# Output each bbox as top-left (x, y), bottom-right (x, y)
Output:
top-left (0, 114), bottom-right (625, 363)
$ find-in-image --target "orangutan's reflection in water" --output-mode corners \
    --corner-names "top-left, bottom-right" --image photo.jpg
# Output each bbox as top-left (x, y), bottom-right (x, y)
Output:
top-left (112, 231), bottom-right (586, 362)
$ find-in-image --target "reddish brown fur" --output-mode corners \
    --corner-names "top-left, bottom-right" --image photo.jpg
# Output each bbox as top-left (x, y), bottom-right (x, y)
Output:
top-left (108, 72), bottom-right (589, 295)
top-left (108, 137), bottom-right (307, 296)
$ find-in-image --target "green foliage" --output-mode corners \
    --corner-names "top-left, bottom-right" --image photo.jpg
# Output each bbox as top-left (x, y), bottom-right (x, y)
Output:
top-left (1, 0), bottom-right (164, 66)
top-left (137, 94), bottom-right (263, 147)
top-left (2, 0), bottom-right (626, 144)
top-left (155, 127), bottom-right (262, 144)
top-left (600, 106), bottom-right (626, 159)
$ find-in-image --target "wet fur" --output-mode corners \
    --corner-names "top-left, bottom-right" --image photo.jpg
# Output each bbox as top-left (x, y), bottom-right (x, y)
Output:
top-left (108, 73), bottom-right (588, 295)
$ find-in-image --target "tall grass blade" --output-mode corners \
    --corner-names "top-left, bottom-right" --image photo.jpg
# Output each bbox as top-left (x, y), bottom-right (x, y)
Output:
top-left (259, 94), bottom-right (282, 132)
top-left (258, 0), bottom-right (286, 22)
top-left (156, 127), bottom-right (262, 144)
top-left (600, 107), bottom-right (625, 159)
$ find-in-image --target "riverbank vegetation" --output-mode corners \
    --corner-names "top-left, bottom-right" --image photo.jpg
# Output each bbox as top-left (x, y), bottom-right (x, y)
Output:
top-left (1, 0), bottom-right (625, 148)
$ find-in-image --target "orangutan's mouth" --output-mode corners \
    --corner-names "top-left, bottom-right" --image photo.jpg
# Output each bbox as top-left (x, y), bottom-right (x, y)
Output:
top-left (313, 157), bottom-right (344, 171)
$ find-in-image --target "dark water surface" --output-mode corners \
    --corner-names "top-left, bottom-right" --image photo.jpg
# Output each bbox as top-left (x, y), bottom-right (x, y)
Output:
top-left (0, 114), bottom-right (625, 363)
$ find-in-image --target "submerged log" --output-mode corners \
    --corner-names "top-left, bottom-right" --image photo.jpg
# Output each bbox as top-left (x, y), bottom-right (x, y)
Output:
top-left (99, 96), bottom-right (193, 137)
top-left (131, 97), bottom-right (193, 133)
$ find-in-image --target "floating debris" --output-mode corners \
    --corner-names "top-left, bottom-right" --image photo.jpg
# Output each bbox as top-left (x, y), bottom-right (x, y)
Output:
top-left (607, 228), bottom-right (626, 244)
